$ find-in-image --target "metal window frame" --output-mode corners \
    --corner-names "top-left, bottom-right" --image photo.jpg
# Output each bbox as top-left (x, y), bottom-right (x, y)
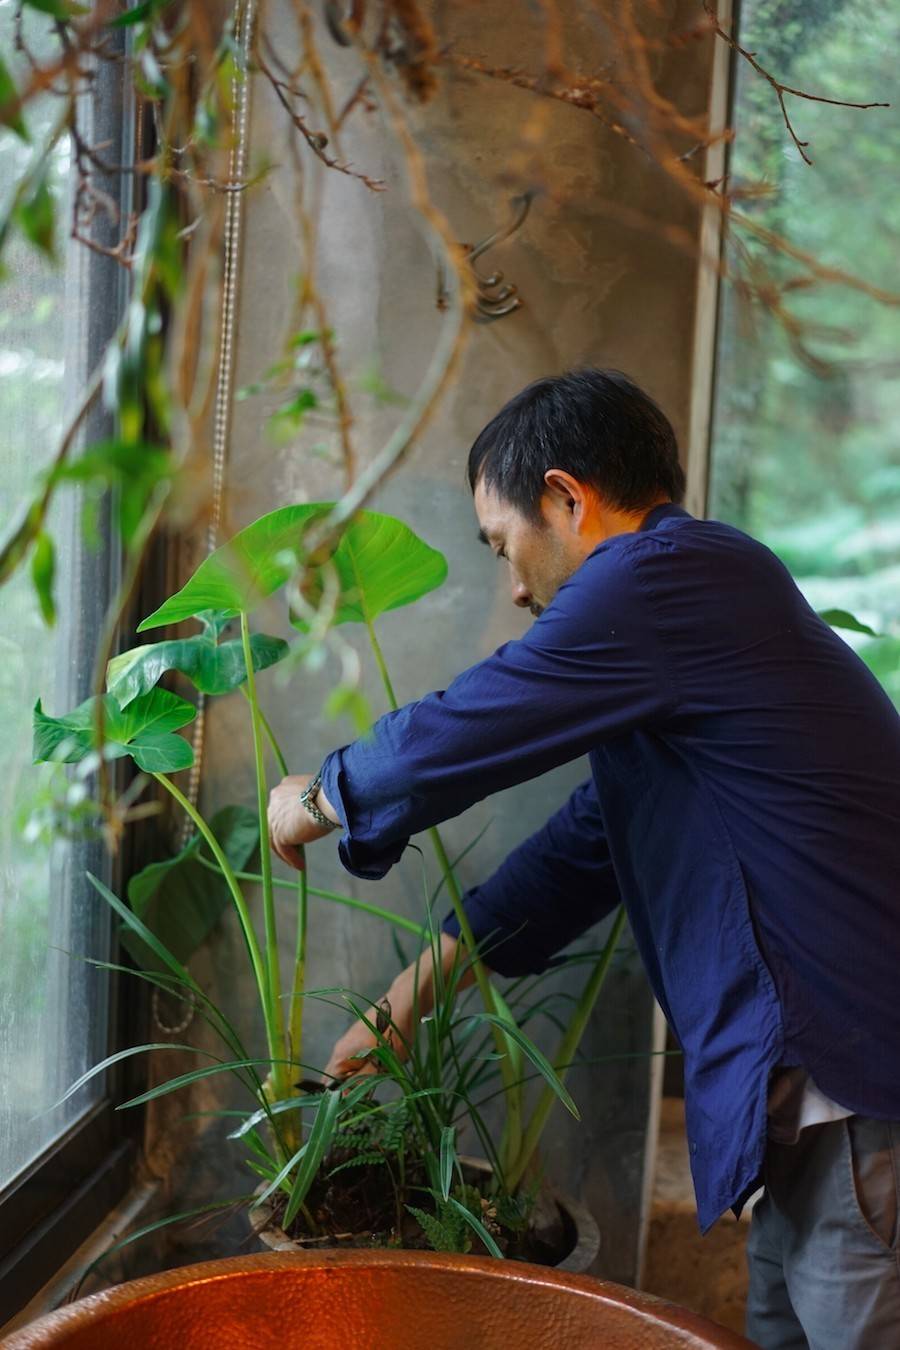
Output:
top-left (684, 0), bottom-right (741, 520)
top-left (0, 33), bottom-right (149, 1326)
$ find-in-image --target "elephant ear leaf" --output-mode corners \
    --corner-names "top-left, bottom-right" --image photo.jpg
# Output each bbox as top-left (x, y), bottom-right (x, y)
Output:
top-left (291, 509), bottom-right (447, 630)
top-left (33, 688), bottom-right (195, 773)
top-left (137, 503), bottom-right (330, 630)
top-left (107, 631), bottom-right (288, 706)
top-left (123, 805), bottom-right (259, 970)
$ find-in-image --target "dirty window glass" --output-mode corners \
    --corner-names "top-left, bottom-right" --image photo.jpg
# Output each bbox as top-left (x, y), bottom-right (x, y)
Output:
top-left (0, 5), bottom-right (111, 1189)
top-left (708, 0), bottom-right (900, 703)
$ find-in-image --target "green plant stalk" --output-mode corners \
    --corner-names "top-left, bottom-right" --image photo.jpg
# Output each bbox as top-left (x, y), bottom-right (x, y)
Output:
top-left (239, 611), bottom-right (288, 1102)
top-left (363, 611), bottom-right (523, 1175)
top-left (289, 866), bottom-right (308, 1078)
top-left (153, 772), bottom-right (269, 1035)
top-left (193, 854), bottom-right (425, 935)
top-left (241, 679), bottom-right (307, 1116)
top-left (240, 685), bottom-right (288, 777)
top-left (506, 904), bottom-right (627, 1192)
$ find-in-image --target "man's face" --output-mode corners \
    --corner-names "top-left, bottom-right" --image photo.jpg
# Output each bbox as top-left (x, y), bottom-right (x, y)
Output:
top-left (474, 479), bottom-right (581, 618)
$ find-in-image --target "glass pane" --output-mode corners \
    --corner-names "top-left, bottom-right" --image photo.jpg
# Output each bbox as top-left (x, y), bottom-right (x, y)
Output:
top-left (709, 2), bottom-right (900, 703)
top-left (0, 6), bottom-right (110, 1187)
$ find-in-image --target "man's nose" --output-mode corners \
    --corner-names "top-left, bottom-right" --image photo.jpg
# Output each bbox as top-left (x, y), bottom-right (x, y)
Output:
top-left (511, 577), bottom-right (532, 608)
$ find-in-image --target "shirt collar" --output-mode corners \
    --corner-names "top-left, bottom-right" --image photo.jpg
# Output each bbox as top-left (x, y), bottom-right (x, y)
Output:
top-left (639, 502), bottom-right (692, 532)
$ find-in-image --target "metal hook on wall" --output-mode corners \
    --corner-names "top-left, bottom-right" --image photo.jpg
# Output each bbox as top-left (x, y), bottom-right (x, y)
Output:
top-left (438, 189), bottom-right (536, 324)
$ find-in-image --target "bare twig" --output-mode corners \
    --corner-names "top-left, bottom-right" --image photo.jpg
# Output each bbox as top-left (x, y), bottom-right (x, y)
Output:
top-left (446, 52), bottom-right (648, 158)
top-left (703, 2), bottom-right (889, 166)
top-left (257, 45), bottom-right (385, 191)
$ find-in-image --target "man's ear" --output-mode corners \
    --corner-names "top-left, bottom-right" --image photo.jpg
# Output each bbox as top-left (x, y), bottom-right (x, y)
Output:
top-left (543, 469), bottom-right (587, 525)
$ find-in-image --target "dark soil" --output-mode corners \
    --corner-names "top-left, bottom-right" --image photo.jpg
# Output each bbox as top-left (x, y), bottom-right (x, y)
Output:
top-left (260, 1154), bottom-right (574, 1267)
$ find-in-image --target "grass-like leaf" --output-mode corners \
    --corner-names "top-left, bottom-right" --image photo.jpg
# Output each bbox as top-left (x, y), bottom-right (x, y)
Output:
top-left (445, 1195), bottom-right (504, 1259)
top-left (117, 1058), bottom-right (320, 1111)
top-left (470, 1013), bottom-right (580, 1120)
top-left (439, 1124), bottom-right (456, 1202)
top-left (282, 1087), bottom-right (344, 1227)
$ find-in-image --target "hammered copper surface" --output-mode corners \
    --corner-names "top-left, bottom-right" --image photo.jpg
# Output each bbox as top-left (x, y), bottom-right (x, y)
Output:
top-left (3, 1251), bottom-right (755, 1348)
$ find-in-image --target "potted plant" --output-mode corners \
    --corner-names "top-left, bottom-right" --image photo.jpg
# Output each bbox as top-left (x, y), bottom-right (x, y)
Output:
top-left (34, 502), bottom-right (624, 1274)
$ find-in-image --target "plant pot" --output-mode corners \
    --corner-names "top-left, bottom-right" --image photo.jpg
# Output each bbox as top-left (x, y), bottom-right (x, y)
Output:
top-left (4, 1250), bottom-right (756, 1348)
top-left (252, 1156), bottom-right (600, 1274)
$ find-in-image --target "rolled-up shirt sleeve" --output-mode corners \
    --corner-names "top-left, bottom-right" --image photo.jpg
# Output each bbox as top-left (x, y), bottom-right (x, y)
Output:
top-left (318, 543), bottom-right (676, 880)
top-left (441, 777), bottom-right (621, 976)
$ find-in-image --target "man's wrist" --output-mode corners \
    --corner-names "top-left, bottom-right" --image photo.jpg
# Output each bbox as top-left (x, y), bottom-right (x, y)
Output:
top-left (315, 782), bottom-right (340, 826)
top-left (298, 773), bottom-right (340, 830)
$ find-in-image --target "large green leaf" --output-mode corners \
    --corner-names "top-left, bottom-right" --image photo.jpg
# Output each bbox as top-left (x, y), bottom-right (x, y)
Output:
top-left (138, 504), bottom-right (330, 630)
top-left (291, 508), bottom-right (448, 629)
top-left (137, 505), bottom-right (447, 633)
top-left (123, 806), bottom-right (259, 970)
top-left (108, 621), bottom-right (288, 707)
top-left (33, 688), bottom-right (195, 773)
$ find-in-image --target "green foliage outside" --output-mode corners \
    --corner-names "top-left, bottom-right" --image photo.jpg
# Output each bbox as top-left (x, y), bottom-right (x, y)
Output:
top-left (710, 0), bottom-right (900, 702)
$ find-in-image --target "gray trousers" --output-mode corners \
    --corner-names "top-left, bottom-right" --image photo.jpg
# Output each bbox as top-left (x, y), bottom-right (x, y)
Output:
top-left (746, 1116), bottom-right (900, 1349)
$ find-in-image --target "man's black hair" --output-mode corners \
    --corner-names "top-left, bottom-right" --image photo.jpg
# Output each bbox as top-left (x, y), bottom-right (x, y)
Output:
top-left (467, 368), bottom-right (685, 520)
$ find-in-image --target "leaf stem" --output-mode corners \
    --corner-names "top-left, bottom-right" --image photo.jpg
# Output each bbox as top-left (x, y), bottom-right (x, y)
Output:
top-left (153, 772), bottom-right (267, 1016)
top-left (363, 612), bottom-right (523, 1178)
top-left (506, 905), bottom-right (627, 1192)
top-left (240, 684), bottom-right (289, 776)
top-left (239, 612), bottom-right (287, 1099)
top-left (289, 868), bottom-right (308, 1079)
top-left (192, 853), bottom-right (426, 936)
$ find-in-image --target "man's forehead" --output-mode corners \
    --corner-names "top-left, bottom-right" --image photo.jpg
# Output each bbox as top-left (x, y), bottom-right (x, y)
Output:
top-left (473, 480), bottom-right (510, 541)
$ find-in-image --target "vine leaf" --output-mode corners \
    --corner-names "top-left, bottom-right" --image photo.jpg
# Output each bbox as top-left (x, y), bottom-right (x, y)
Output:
top-left (21, 0), bottom-right (89, 21)
top-left (33, 688), bottom-right (196, 773)
top-left (30, 530), bottom-right (56, 627)
top-left (14, 172), bottom-right (56, 260)
top-left (0, 53), bottom-right (28, 141)
top-left (47, 440), bottom-right (173, 547)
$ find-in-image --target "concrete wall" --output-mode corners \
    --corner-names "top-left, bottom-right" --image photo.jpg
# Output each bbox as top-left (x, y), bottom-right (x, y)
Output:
top-left (161, 0), bottom-right (717, 1285)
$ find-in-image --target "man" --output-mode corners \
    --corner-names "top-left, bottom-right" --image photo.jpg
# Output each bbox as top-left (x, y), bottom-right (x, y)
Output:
top-left (268, 368), bottom-right (900, 1349)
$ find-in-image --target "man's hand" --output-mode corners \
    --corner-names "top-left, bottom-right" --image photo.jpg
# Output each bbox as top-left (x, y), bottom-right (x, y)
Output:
top-left (322, 933), bottom-right (479, 1082)
top-left (267, 773), bottom-right (340, 871)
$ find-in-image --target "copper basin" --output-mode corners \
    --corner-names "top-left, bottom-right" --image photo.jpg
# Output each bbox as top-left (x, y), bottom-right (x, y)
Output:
top-left (3, 1250), bottom-right (755, 1348)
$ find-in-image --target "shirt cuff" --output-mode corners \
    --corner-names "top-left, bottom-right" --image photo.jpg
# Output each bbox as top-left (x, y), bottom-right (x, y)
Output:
top-left (440, 885), bottom-right (554, 978)
top-left (320, 748), bottom-right (410, 881)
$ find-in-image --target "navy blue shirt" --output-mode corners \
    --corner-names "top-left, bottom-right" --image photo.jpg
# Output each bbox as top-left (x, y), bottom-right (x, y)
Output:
top-left (320, 504), bottom-right (900, 1231)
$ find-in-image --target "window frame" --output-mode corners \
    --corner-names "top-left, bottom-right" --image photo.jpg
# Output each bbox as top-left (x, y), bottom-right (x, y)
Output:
top-left (685, 0), bottom-right (741, 521)
top-left (0, 34), bottom-right (150, 1324)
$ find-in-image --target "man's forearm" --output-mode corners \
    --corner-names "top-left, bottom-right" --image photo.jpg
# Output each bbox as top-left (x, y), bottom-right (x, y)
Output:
top-left (387, 932), bottom-right (479, 1020)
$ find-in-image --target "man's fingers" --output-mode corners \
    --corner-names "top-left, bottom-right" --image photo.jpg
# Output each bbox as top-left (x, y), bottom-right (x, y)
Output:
top-left (281, 843), bottom-right (306, 871)
top-left (268, 832), bottom-right (307, 872)
top-left (322, 1054), bottom-right (378, 1085)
